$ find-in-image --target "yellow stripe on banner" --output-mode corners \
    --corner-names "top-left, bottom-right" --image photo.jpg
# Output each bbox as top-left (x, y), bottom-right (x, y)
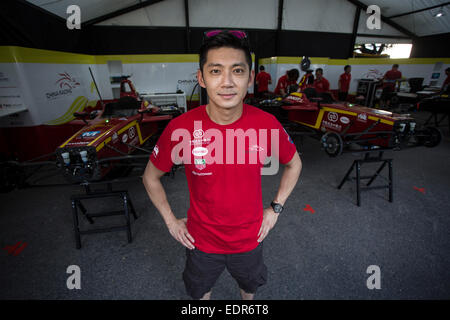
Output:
top-left (368, 116), bottom-right (394, 125)
top-left (0, 46), bottom-right (95, 64)
top-left (46, 96), bottom-right (88, 125)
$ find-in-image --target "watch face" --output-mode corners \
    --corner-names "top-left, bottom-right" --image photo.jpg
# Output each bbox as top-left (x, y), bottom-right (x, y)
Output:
top-left (273, 204), bottom-right (283, 213)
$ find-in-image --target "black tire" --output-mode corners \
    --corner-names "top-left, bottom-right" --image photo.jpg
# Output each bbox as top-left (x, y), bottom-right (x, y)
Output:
top-left (321, 132), bottom-right (344, 157)
top-left (423, 126), bottom-right (442, 148)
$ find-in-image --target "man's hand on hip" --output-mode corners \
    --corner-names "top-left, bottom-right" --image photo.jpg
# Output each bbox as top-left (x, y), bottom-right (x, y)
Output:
top-left (257, 207), bottom-right (279, 243)
top-left (166, 218), bottom-right (195, 250)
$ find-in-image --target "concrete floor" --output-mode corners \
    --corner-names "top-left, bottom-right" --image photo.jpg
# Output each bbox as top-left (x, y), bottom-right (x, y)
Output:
top-left (1, 111), bottom-right (449, 300)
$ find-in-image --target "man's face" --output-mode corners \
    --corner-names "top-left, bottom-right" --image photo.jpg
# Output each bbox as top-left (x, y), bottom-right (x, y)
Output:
top-left (197, 47), bottom-right (254, 111)
top-left (315, 70), bottom-right (323, 79)
top-left (345, 67), bottom-right (351, 73)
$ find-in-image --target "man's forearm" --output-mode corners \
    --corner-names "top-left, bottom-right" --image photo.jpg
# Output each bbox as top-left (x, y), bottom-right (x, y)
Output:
top-left (274, 154), bottom-right (302, 206)
top-left (143, 176), bottom-right (177, 226)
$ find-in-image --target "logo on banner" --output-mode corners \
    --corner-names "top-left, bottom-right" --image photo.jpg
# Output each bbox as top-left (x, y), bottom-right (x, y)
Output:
top-left (45, 72), bottom-right (80, 100)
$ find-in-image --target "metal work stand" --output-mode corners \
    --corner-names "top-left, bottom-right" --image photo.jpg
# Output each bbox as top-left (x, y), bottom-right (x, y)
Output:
top-left (70, 182), bottom-right (138, 249)
top-left (337, 151), bottom-right (393, 206)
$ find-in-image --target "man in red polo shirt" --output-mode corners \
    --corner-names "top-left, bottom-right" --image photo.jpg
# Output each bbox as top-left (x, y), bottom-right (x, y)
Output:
top-left (338, 65), bottom-right (352, 101)
top-left (381, 64), bottom-right (402, 107)
top-left (274, 69), bottom-right (299, 96)
top-left (313, 68), bottom-right (330, 93)
top-left (255, 65), bottom-right (272, 97)
top-left (142, 31), bottom-right (302, 300)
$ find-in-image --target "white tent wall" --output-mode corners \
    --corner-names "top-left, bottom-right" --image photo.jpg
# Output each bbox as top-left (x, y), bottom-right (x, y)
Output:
top-left (189, 0), bottom-right (278, 29)
top-left (282, 0), bottom-right (356, 33)
top-left (97, 0), bottom-right (186, 27)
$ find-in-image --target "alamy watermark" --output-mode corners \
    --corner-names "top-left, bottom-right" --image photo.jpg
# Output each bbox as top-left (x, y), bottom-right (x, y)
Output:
top-left (66, 5), bottom-right (81, 30)
top-left (156, 121), bottom-right (292, 175)
top-left (366, 5), bottom-right (381, 30)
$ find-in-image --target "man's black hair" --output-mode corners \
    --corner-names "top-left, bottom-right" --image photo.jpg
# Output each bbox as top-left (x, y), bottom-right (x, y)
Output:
top-left (445, 67), bottom-right (450, 72)
top-left (288, 68), bottom-right (299, 80)
top-left (199, 31), bottom-right (252, 73)
top-left (344, 65), bottom-right (351, 71)
top-left (259, 65), bottom-right (265, 71)
top-left (393, 64), bottom-right (399, 68)
top-left (316, 68), bottom-right (323, 74)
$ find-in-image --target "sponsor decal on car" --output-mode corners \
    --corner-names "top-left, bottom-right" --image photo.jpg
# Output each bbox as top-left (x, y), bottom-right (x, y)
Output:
top-left (340, 116), bottom-right (350, 124)
top-left (128, 126), bottom-right (136, 139)
top-left (357, 113), bottom-right (368, 122)
top-left (322, 120), bottom-right (342, 131)
top-left (81, 131), bottom-right (101, 137)
top-left (327, 112), bottom-right (338, 122)
top-left (122, 133), bottom-right (128, 143)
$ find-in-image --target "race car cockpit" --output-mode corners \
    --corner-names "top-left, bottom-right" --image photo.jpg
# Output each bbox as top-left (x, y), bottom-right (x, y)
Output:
top-left (102, 96), bottom-right (141, 118)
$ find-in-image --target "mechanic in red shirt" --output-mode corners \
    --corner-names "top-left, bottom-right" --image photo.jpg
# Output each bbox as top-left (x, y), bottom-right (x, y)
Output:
top-left (298, 69), bottom-right (314, 91)
top-left (338, 65), bottom-right (352, 101)
top-left (274, 69), bottom-right (299, 96)
top-left (313, 68), bottom-right (330, 93)
top-left (255, 65), bottom-right (272, 97)
top-left (142, 31), bottom-right (302, 300)
top-left (381, 64), bottom-right (402, 107)
top-left (442, 67), bottom-right (450, 93)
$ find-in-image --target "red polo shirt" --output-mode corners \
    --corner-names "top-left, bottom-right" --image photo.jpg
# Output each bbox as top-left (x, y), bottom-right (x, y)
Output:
top-left (256, 71), bottom-right (271, 92)
top-left (274, 74), bottom-right (297, 95)
top-left (383, 69), bottom-right (402, 90)
top-left (339, 73), bottom-right (351, 92)
top-left (314, 77), bottom-right (330, 93)
top-left (150, 104), bottom-right (297, 254)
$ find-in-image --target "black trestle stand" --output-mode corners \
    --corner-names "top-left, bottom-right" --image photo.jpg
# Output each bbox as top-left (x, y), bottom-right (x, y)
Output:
top-left (337, 151), bottom-right (393, 206)
top-left (70, 182), bottom-right (138, 249)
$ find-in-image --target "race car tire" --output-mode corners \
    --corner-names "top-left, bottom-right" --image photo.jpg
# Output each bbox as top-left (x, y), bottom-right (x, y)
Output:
top-left (422, 126), bottom-right (442, 148)
top-left (321, 132), bottom-right (344, 157)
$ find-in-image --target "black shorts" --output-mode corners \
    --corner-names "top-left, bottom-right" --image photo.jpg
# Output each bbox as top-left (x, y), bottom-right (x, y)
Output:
top-left (182, 243), bottom-right (267, 299)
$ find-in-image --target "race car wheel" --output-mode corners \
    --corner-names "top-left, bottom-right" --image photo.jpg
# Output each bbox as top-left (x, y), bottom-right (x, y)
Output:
top-left (422, 126), bottom-right (442, 148)
top-left (321, 132), bottom-right (344, 157)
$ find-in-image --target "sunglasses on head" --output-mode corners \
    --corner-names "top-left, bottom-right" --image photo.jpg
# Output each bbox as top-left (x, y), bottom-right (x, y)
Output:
top-left (204, 29), bottom-right (248, 40)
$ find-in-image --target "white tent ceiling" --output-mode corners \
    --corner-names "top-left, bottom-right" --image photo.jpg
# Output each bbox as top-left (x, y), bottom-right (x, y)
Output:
top-left (26, 0), bottom-right (450, 38)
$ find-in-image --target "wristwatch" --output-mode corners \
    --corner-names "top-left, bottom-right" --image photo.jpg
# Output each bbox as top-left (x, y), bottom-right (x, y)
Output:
top-left (271, 201), bottom-right (284, 214)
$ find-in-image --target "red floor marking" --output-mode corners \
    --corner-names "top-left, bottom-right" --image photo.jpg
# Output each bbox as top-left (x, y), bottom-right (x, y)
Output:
top-left (413, 186), bottom-right (425, 194)
top-left (3, 241), bottom-right (27, 256)
top-left (303, 204), bottom-right (315, 214)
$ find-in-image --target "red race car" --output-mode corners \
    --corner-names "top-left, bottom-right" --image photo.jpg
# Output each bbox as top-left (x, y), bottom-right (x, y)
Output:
top-left (278, 91), bottom-right (442, 157)
top-left (55, 96), bottom-right (176, 183)
top-left (1, 77), bottom-right (182, 190)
